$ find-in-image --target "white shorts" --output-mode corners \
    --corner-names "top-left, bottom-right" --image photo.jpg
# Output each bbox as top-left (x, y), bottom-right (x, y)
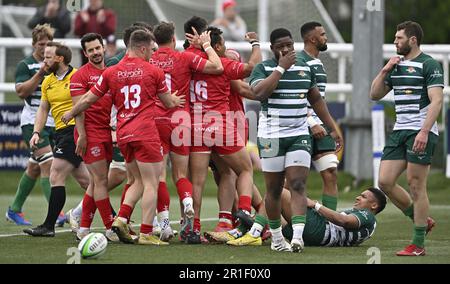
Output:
top-left (261, 150), bottom-right (311, 172)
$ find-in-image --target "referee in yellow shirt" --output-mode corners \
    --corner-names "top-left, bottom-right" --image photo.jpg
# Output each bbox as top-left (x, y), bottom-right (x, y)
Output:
top-left (24, 42), bottom-right (90, 237)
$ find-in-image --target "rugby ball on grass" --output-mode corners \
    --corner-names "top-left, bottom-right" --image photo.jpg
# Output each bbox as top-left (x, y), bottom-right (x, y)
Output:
top-left (78, 232), bottom-right (107, 259)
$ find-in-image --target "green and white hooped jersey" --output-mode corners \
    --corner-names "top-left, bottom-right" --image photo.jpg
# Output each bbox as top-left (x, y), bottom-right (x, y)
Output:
top-left (298, 50), bottom-right (327, 125)
top-left (249, 57), bottom-right (317, 138)
top-left (323, 208), bottom-right (377, 247)
top-left (304, 208), bottom-right (376, 247)
top-left (385, 53), bottom-right (444, 136)
top-left (15, 55), bottom-right (55, 127)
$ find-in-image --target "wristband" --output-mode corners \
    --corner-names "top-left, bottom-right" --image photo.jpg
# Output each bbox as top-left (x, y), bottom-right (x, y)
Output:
top-left (32, 131), bottom-right (40, 137)
top-left (204, 46), bottom-right (213, 52)
top-left (307, 116), bottom-right (319, 128)
top-left (314, 202), bottom-right (322, 211)
top-left (202, 42), bottom-right (211, 48)
top-left (251, 42), bottom-right (260, 47)
top-left (275, 66), bottom-right (285, 75)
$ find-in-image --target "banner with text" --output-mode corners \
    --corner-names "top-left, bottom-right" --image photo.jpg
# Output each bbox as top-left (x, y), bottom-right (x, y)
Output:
top-left (0, 105), bottom-right (28, 170)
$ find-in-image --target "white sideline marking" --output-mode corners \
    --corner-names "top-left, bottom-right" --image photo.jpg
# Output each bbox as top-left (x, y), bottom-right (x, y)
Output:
top-left (0, 217), bottom-right (218, 238)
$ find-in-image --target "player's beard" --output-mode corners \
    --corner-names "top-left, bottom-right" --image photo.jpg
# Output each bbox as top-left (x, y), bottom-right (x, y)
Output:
top-left (47, 61), bottom-right (59, 74)
top-left (318, 42), bottom-right (328, 52)
top-left (91, 54), bottom-right (104, 64)
top-left (397, 42), bottom-right (411, 56)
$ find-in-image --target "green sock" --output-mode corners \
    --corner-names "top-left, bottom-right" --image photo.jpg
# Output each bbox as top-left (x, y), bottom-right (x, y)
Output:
top-left (254, 214), bottom-right (268, 227)
top-left (10, 173), bottom-right (36, 213)
top-left (291, 215), bottom-right (306, 225)
top-left (322, 194), bottom-right (338, 211)
top-left (268, 219), bottom-right (281, 230)
top-left (403, 205), bottom-right (414, 221)
top-left (40, 177), bottom-right (51, 202)
top-left (237, 222), bottom-right (248, 234)
top-left (412, 225), bottom-right (426, 248)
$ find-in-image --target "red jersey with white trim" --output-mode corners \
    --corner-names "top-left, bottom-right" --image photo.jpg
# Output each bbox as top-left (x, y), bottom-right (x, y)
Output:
top-left (150, 46), bottom-right (207, 118)
top-left (70, 62), bottom-right (112, 142)
top-left (188, 47), bottom-right (246, 115)
top-left (91, 55), bottom-right (168, 145)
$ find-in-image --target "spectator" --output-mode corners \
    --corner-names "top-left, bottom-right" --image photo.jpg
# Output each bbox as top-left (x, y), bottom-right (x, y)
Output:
top-left (211, 0), bottom-right (247, 41)
top-left (28, 0), bottom-right (71, 38)
top-left (74, 0), bottom-right (117, 64)
top-left (105, 34), bottom-right (118, 61)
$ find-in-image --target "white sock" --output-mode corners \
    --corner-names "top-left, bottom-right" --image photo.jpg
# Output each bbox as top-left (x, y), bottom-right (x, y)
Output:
top-left (249, 223), bottom-right (264, 238)
top-left (79, 227), bottom-right (89, 233)
top-left (118, 217), bottom-right (127, 224)
top-left (270, 227), bottom-right (284, 243)
top-left (152, 215), bottom-right (160, 227)
top-left (292, 223), bottom-right (305, 240)
top-left (158, 211), bottom-right (170, 229)
top-left (72, 200), bottom-right (83, 217)
top-left (228, 228), bottom-right (243, 238)
top-left (182, 197), bottom-right (193, 208)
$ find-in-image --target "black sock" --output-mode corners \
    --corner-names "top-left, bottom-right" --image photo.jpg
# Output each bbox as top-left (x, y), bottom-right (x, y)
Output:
top-left (43, 186), bottom-right (66, 230)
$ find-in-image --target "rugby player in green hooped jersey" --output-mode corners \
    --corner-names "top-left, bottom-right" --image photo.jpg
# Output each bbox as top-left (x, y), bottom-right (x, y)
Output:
top-left (247, 28), bottom-right (342, 253)
top-left (228, 187), bottom-right (386, 248)
top-left (298, 22), bottom-right (340, 213)
top-left (370, 21), bottom-right (443, 256)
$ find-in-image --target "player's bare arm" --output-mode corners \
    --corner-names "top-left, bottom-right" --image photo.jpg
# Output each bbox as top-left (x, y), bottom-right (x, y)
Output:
top-left (199, 31), bottom-right (224, 75)
top-left (370, 56), bottom-right (400, 100)
top-left (29, 99), bottom-right (50, 149)
top-left (16, 63), bottom-right (48, 99)
top-left (413, 87), bottom-right (443, 153)
top-left (231, 80), bottom-right (256, 100)
top-left (308, 87), bottom-right (343, 150)
top-left (158, 90), bottom-right (185, 109)
top-left (71, 95), bottom-right (88, 157)
top-left (241, 32), bottom-right (262, 77)
top-left (307, 198), bottom-right (360, 229)
top-left (252, 51), bottom-right (296, 101)
top-left (61, 90), bottom-right (99, 124)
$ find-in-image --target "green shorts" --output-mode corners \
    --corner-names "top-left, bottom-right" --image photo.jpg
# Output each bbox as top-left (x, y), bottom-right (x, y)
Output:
top-left (112, 146), bottom-right (125, 162)
top-left (22, 124), bottom-right (55, 150)
top-left (310, 125), bottom-right (336, 156)
top-left (257, 135), bottom-right (312, 158)
top-left (381, 130), bottom-right (438, 165)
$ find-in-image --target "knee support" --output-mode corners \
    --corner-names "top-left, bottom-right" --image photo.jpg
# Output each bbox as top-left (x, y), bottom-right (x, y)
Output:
top-left (312, 154), bottom-right (339, 172)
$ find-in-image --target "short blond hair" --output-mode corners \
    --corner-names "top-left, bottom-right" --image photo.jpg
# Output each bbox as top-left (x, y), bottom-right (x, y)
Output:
top-left (32, 24), bottom-right (54, 45)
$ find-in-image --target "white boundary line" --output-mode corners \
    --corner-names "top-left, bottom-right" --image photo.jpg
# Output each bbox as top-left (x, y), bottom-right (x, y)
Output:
top-left (0, 217), bottom-right (218, 238)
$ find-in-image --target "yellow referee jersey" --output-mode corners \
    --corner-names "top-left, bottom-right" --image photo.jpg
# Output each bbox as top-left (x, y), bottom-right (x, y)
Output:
top-left (41, 66), bottom-right (77, 130)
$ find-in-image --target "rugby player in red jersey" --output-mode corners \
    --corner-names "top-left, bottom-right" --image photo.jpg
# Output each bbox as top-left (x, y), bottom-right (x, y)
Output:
top-left (150, 21), bottom-right (223, 241)
top-left (62, 30), bottom-right (185, 245)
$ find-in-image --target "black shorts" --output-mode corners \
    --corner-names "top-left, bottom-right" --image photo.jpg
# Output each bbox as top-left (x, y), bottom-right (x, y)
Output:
top-left (53, 125), bottom-right (82, 168)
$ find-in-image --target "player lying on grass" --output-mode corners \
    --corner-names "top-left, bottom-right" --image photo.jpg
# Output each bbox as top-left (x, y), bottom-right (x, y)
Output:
top-left (213, 187), bottom-right (386, 250)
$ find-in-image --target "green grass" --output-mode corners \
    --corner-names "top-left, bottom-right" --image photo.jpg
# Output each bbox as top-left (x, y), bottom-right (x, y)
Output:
top-left (0, 170), bottom-right (449, 264)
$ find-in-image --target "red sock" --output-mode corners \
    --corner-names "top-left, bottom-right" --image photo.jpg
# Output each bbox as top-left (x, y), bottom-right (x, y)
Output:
top-left (194, 218), bottom-right (201, 232)
top-left (80, 194), bottom-right (97, 228)
top-left (120, 184), bottom-right (131, 206)
top-left (218, 211), bottom-right (233, 225)
top-left (118, 203), bottom-right (133, 222)
top-left (96, 197), bottom-right (114, 229)
top-left (157, 182), bottom-right (170, 213)
top-left (140, 223), bottom-right (153, 235)
top-left (238, 195), bottom-right (252, 213)
top-left (176, 178), bottom-right (192, 202)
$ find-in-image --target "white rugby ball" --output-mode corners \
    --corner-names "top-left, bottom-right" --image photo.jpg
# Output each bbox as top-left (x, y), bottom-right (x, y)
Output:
top-left (78, 232), bottom-right (108, 259)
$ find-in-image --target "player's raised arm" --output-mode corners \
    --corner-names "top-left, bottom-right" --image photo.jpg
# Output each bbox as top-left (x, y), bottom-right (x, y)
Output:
top-left (252, 51), bottom-right (296, 102)
top-left (240, 32), bottom-right (262, 77)
top-left (370, 56), bottom-right (400, 101)
top-left (198, 31), bottom-right (224, 75)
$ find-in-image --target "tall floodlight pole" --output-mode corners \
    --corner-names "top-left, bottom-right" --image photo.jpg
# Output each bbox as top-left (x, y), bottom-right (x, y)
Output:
top-left (344, 0), bottom-right (384, 181)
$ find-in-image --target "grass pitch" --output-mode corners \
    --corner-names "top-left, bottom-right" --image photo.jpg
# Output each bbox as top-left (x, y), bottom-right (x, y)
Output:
top-left (0, 170), bottom-right (449, 264)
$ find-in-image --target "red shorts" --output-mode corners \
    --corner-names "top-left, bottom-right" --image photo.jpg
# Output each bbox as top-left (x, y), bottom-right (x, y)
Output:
top-left (190, 122), bottom-right (245, 155)
top-left (74, 131), bottom-right (113, 164)
top-left (119, 140), bottom-right (163, 163)
top-left (155, 118), bottom-right (190, 156)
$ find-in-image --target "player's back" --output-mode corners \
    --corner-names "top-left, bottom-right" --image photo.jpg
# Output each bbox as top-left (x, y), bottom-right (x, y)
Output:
top-left (151, 47), bottom-right (206, 118)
